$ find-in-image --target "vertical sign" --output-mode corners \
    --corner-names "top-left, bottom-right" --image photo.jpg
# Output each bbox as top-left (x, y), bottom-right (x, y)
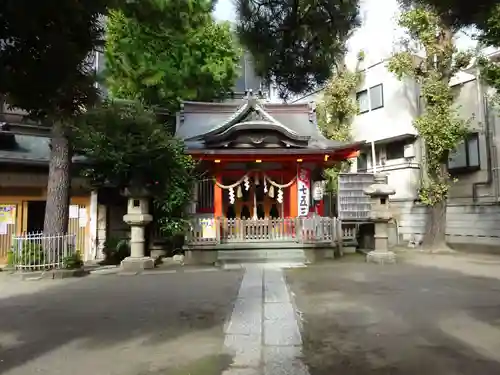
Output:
top-left (297, 168), bottom-right (310, 217)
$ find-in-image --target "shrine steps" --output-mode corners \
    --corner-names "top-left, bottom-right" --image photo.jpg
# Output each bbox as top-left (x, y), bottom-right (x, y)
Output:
top-left (216, 242), bottom-right (308, 265)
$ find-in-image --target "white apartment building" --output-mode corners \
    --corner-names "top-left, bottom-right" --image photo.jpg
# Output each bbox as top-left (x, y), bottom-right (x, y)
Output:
top-left (289, 0), bottom-right (500, 249)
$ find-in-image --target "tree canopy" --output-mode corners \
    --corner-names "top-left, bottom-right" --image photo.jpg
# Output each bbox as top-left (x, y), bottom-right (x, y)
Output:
top-left (0, 0), bottom-right (114, 235)
top-left (316, 52), bottom-right (363, 192)
top-left (73, 100), bottom-right (196, 236)
top-left (388, 6), bottom-right (472, 249)
top-left (398, 0), bottom-right (500, 97)
top-left (0, 0), bottom-right (108, 120)
top-left (105, 0), bottom-right (241, 113)
top-left (235, 0), bottom-right (360, 99)
top-left (397, 0), bottom-right (498, 29)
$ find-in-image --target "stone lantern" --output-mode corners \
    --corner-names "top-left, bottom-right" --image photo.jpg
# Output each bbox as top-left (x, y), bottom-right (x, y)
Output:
top-left (363, 173), bottom-right (396, 264)
top-left (120, 186), bottom-right (154, 272)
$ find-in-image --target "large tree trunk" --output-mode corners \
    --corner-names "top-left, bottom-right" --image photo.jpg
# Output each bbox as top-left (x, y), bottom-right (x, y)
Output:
top-left (423, 199), bottom-right (448, 251)
top-left (43, 121), bottom-right (71, 235)
top-left (423, 163), bottom-right (450, 252)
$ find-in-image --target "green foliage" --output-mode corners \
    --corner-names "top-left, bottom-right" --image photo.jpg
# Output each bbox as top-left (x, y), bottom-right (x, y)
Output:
top-left (73, 100), bottom-right (196, 239)
top-left (73, 100), bottom-right (193, 190)
top-left (397, 0), bottom-right (498, 30)
top-left (63, 251), bottom-right (84, 269)
top-left (316, 54), bottom-right (363, 191)
top-left (477, 4), bottom-right (500, 102)
top-left (388, 7), bottom-right (471, 206)
top-left (0, 0), bottom-right (110, 120)
top-left (105, 0), bottom-right (240, 113)
top-left (399, 1), bottom-right (500, 97)
top-left (0, 0), bottom-right (117, 236)
top-left (101, 238), bottom-right (130, 265)
top-left (235, 0), bottom-right (360, 99)
top-left (16, 242), bottom-right (45, 266)
top-left (6, 251), bottom-right (15, 267)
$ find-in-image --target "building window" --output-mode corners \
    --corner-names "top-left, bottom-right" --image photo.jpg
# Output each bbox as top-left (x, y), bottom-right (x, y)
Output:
top-left (448, 133), bottom-right (480, 172)
top-left (357, 152), bottom-right (368, 171)
top-left (356, 84), bottom-right (384, 113)
top-left (196, 179), bottom-right (214, 212)
top-left (369, 84), bottom-right (384, 110)
top-left (356, 90), bottom-right (369, 113)
top-left (386, 140), bottom-right (407, 160)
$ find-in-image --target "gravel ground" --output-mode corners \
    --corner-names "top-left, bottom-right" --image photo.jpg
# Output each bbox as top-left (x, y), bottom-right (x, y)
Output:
top-left (285, 255), bottom-right (500, 375)
top-left (0, 270), bottom-right (243, 375)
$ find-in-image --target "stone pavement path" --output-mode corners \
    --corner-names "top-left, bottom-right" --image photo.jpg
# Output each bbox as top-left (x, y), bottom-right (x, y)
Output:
top-left (223, 265), bottom-right (309, 375)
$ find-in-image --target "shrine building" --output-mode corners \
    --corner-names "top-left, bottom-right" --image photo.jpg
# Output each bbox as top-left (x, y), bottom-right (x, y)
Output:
top-left (176, 92), bottom-right (362, 223)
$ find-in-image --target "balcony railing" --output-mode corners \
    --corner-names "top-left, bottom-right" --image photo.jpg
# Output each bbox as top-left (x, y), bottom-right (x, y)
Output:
top-left (185, 217), bottom-right (354, 246)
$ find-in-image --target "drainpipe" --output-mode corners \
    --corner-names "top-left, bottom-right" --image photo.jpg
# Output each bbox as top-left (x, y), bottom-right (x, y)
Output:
top-left (472, 80), bottom-right (495, 202)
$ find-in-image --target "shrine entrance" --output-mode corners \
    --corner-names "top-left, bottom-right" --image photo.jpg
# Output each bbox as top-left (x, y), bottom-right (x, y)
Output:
top-left (230, 184), bottom-right (279, 219)
top-left (221, 171), bottom-right (293, 220)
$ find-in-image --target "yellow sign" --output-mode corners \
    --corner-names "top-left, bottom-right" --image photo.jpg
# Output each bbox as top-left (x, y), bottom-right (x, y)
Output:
top-left (0, 205), bottom-right (16, 224)
top-left (201, 219), bottom-right (216, 239)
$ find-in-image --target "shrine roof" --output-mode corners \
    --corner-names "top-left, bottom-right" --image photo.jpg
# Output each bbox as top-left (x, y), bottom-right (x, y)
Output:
top-left (175, 94), bottom-right (361, 153)
top-left (0, 134), bottom-right (86, 166)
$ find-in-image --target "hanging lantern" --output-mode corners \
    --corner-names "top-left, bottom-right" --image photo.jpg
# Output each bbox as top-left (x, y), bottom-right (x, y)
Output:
top-left (269, 185), bottom-right (274, 198)
top-left (229, 186), bottom-right (235, 204)
top-left (237, 185), bottom-right (243, 198)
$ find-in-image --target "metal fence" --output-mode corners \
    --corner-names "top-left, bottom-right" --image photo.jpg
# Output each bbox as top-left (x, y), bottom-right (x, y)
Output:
top-left (10, 232), bottom-right (77, 271)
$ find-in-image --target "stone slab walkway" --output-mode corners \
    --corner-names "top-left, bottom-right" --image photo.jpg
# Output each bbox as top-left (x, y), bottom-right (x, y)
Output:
top-left (223, 265), bottom-right (309, 375)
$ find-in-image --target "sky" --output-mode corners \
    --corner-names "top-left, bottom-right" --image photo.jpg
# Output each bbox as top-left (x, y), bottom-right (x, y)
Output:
top-left (212, 0), bottom-right (476, 64)
top-left (214, 0), bottom-right (236, 22)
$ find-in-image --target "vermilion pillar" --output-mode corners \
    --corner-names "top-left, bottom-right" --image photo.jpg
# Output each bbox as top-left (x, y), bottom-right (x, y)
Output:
top-left (214, 172), bottom-right (223, 219)
top-left (289, 171), bottom-right (298, 218)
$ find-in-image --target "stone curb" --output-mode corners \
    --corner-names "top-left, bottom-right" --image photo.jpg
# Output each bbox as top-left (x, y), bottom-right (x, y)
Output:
top-left (115, 267), bottom-right (223, 276)
top-left (12, 268), bottom-right (90, 281)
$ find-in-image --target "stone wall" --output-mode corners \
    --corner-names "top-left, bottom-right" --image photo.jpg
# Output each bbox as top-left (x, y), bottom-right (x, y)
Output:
top-left (390, 200), bottom-right (500, 251)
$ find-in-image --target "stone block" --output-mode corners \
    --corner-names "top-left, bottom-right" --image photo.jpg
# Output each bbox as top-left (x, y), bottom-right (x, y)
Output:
top-left (321, 248), bottom-right (336, 259)
top-left (303, 249), bottom-right (317, 263)
top-left (366, 250), bottom-right (396, 264)
top-left (150, 249), bottom-right (166, 259)
top-left (263, 319), bottom-right (302, 346)
top-left (120, 256), bottom-right (155, 272)
top-left (263, 346), bottom-right (309, 375)
top-left (184, 250), bottom-right (218, 265)
top-left (343, 246), bottom-right (357, 254)
top-left (18, 268), bottom-right (90, 280)
top-left (223, 334), bottom-right (261, 367)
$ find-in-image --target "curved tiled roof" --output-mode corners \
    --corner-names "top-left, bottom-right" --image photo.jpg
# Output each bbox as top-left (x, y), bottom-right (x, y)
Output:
top-left (176, 95), bottom-right (352, 151)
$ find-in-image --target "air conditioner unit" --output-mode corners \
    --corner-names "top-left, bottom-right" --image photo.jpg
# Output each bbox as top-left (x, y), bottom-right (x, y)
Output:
top-left (404, 144), bottom-right (416, 158)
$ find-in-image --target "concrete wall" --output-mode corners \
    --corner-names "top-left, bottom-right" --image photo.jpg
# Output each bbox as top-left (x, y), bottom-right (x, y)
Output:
top-left (447, 77), bottom-right (499, 203)
top-left (391, 201), bottom-right (500, 250)
top-left (351, 63), bottom-right (420, 142)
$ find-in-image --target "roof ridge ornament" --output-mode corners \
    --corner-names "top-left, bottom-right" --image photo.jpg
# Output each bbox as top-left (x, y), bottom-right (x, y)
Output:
top-left (244, 89), bottom-right (259, 108)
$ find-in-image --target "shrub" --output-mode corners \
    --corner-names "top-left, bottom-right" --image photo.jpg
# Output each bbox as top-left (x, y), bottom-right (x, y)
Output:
top-left (6, 250), bottom-right (15, 266)
top-left (101, 238), bottom-right (130, 265)
top-left (63, 251), bottom-right (84, 269)
top-left (18, 242), bottom-right (45, 266)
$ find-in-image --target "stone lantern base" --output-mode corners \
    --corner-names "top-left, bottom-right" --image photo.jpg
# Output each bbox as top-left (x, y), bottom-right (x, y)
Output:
top-left (366, 250), bottom-right (396, 264)
top-left (121, 257), bottom-right (155, 272)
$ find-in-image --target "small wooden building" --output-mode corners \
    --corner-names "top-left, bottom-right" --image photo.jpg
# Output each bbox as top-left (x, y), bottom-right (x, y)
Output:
top-left (176, 93), bottom-right (363, 251)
